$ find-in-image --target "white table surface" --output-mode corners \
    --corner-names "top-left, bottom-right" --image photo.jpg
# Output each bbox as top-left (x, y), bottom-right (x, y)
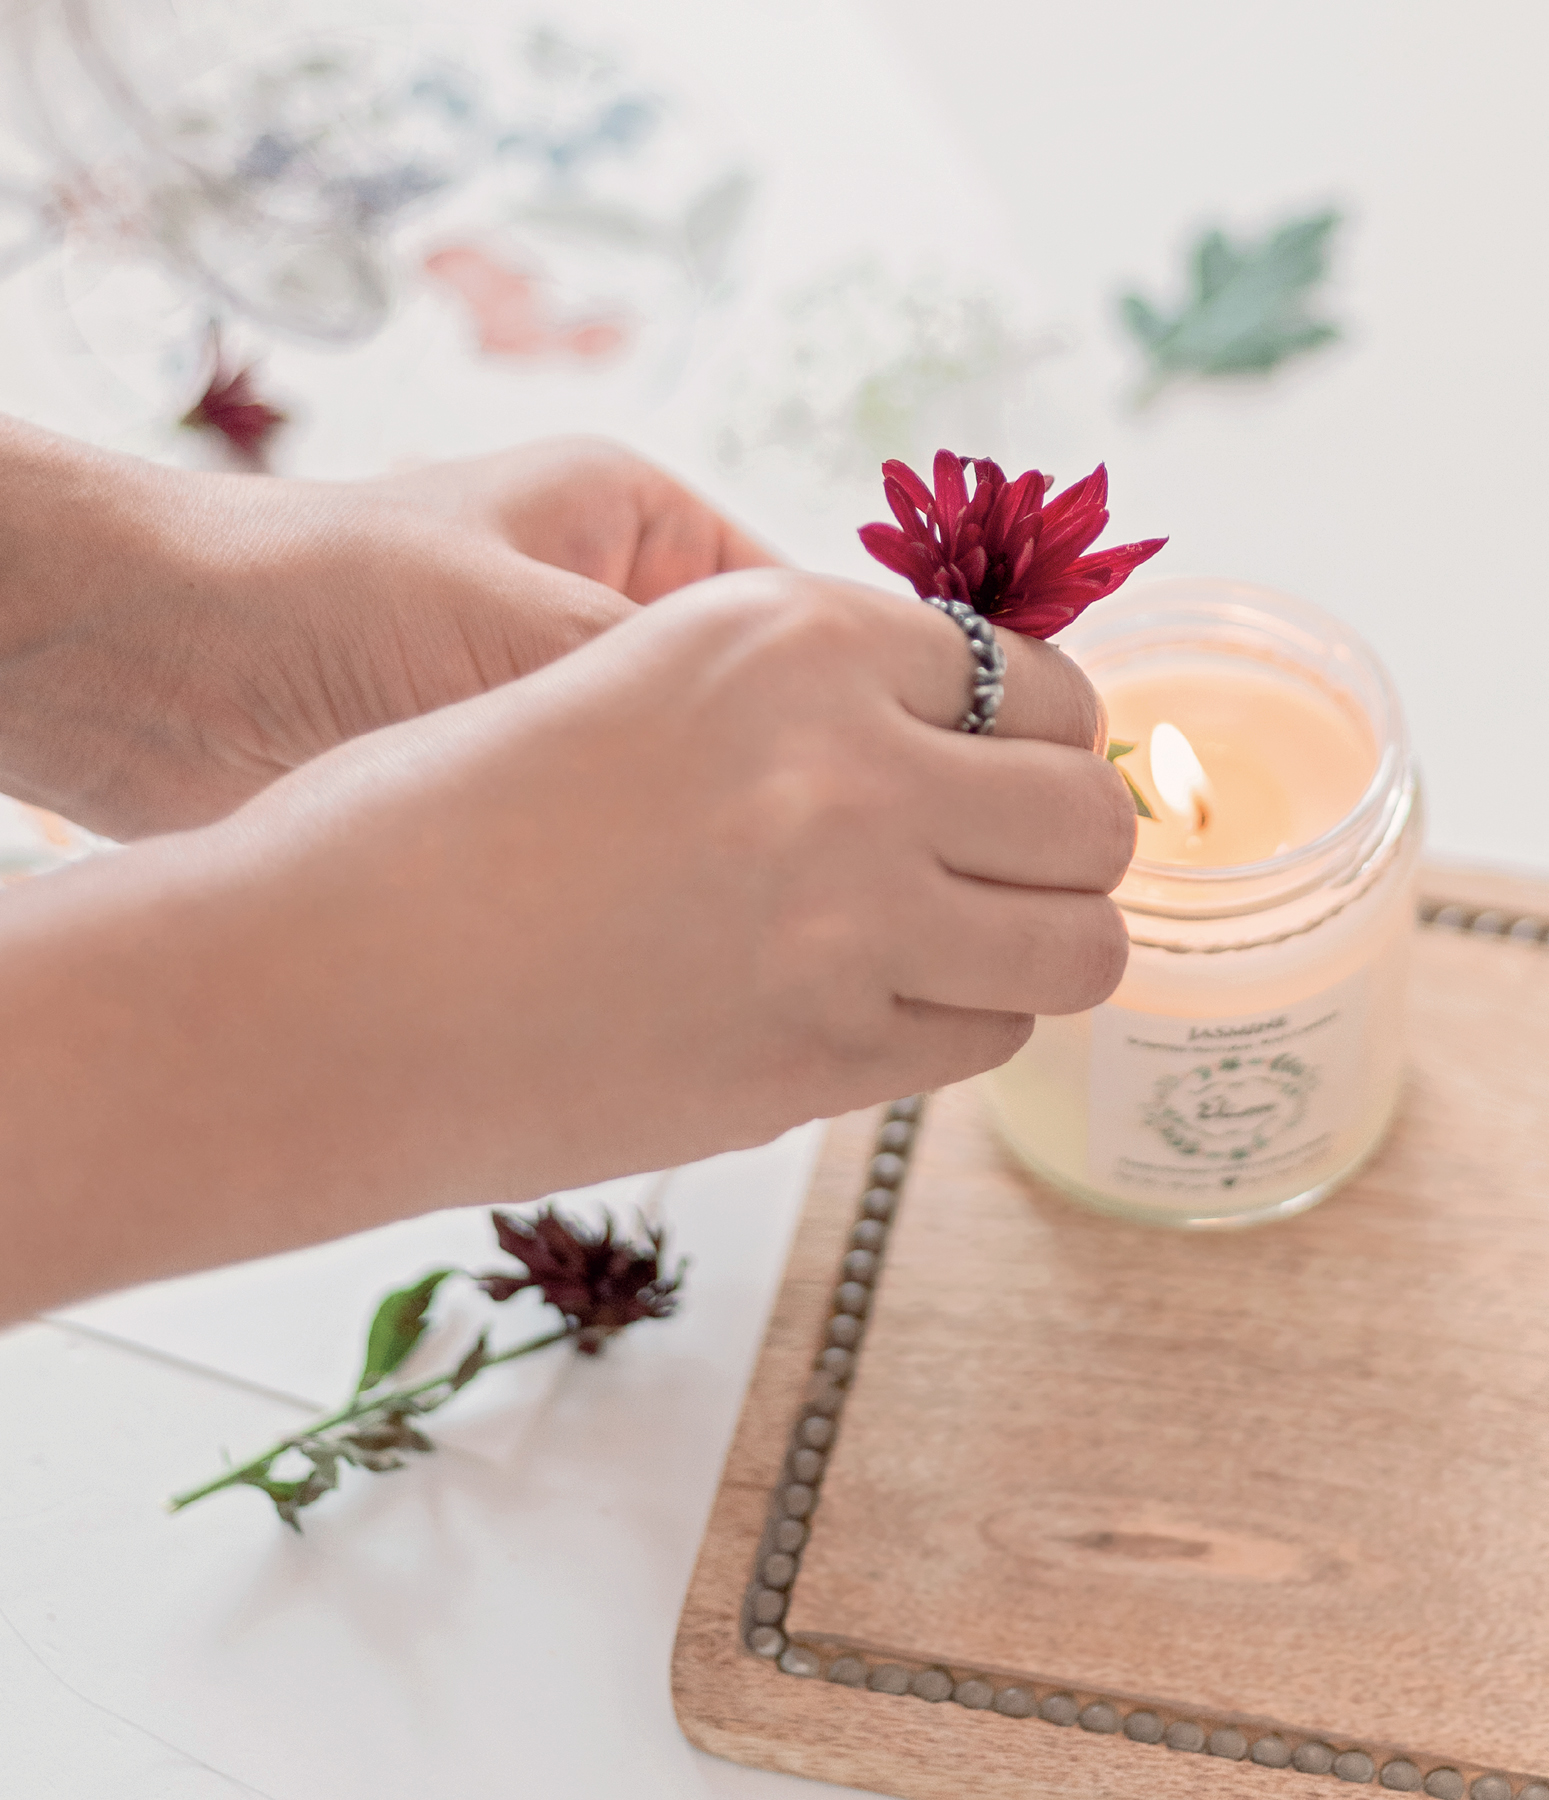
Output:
top-left (4, 3), bottom-right (1548, 1796)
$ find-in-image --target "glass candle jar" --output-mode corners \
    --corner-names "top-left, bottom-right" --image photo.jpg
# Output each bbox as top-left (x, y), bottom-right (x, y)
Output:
top-left (981, 578), bottom-right (1421, 1229)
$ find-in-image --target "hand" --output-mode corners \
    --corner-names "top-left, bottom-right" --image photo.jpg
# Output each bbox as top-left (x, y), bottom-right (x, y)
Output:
top-left (364, 435), bottom-right (775, 602)
top-left (0, 568), bottom-right (1133, 1312)
top-left (0, 423), bottom-right (771, 840)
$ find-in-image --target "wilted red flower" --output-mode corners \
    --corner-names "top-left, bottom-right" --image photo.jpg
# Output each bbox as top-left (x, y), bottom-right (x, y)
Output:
top-left (859, 449), bottom-right (1166, 638)
top-left (180, 328), bottom-right (288, 468)
top-left (478, 1206), bottom-right (685, 1354)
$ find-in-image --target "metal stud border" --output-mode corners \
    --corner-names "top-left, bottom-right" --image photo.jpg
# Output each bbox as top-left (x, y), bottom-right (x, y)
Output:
top-left (739, 904), bottom-right (1549, 1800)
top-left (1416, 898), bottom-right (1549, 941)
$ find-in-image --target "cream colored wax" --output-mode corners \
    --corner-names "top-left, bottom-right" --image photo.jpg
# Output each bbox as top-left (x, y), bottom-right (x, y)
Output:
top-left (1106, 662), bottom-right (1376, 868)
top-left (983, 629), bottom-right (1421, 1230)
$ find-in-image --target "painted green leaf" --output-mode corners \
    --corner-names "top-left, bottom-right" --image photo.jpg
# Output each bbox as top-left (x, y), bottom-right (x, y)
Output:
top-left (1105, 739), bottom-right (1156, 820)
top-left (1120, 210), bottom-right (1341, 394)
top-left (356, 1269), bottom-right (455, 1394)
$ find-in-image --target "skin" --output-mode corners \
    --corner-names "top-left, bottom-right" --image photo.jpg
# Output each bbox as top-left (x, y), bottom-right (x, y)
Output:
top-left (0, 425), bottom-right (771, 837)
top-left (0, 421), bottom-right (1133, 1322)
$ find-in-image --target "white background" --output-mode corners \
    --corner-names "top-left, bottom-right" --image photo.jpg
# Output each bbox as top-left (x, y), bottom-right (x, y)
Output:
top-left (868, 0), bottom-right (1549, 874)
top-left (3, 3), bottom-right (1547, 1797)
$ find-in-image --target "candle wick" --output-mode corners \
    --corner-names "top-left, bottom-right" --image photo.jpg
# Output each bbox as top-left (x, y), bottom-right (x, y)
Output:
top-left (1193, 796), bottom-right (1211, 833)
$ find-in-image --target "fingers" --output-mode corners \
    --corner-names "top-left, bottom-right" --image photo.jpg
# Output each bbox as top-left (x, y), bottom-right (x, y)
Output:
top-left (628, 497), bottom-right (780, 603)
top-left (892, 880), bottom-right (1130, 1017)
top-left (866, 1000), bottom-right (1037, 1100)
top-left (372, 437), bottom-right (779, 604)
top-left (890, 593), bottom-right (1105, 751)
top-left (532, 440), bottom-right (776, 602)
top-left (490, 552), bottom-right (639, 667)
top-left (715, 524), bottom-right (781, 576)
top-left (995, 629), bottom-right (1106, 751)
top-left (914, 732), bottom-right (1137, 892)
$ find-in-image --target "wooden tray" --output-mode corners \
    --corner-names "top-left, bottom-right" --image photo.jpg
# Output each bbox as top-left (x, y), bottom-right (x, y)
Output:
top-left (673, 866), bottom-right (1549, 1800)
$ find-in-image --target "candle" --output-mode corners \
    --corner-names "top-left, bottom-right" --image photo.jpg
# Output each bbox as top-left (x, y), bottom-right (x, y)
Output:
top-left (982, 578), bottom-right (1422, 1229)
top-left (1108, 670), bottom-right (1375, 866)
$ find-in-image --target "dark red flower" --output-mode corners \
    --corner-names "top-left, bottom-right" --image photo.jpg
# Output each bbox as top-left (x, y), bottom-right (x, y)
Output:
top-left (477, 1206), bottom-right (685, 1354)
top-left (858, 449), bottom-right (1166, 638)
top-left (180, 329), bottom-right (288, 468)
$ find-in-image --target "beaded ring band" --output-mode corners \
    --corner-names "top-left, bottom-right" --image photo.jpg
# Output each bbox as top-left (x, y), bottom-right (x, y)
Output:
top-left (918, 595), bottom-right (1005, 735)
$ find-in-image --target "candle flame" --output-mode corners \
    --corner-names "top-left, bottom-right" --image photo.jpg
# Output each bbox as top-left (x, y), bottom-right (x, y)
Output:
top-left (1151, 721), bottom-right (1211, 831)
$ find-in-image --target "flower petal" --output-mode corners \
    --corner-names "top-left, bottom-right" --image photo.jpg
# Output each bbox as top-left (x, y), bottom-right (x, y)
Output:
top-left (1044, 463), bottom-right (1108, 522)
top-left (1063, 536), bottom-right (1169, 594)
top-left (491, 1209), bottom-right (535, 1261)
top-left (965, 458), bottom-right (1004, 529)
top-left (988, 597), bottom-right (1070, 638)
top-left (932, 448), bottom-right (970, 529)
top-left (858, 522), bottom-right (922, 575)
top-left (1008, 535), bottom-right (1039, 589)
top-left (884, 475), bottom-right (934, 540)
top-left (987, 468), bottom-right (1043, 544)
top-left (958, 545), bottom-right (989, 591)
top-left (1001, 508), bottom-right (1046, 567)
top-left (1035, 468), bottom-right (1112, 570)
top-left (881, 457), bottom-right (934, 513)
top-left (858, 522), bottom-right (938, 595)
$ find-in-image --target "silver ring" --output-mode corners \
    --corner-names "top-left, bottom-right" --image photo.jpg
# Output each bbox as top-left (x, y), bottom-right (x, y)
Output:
top-left (918, 596), bottom-right (1005, 734)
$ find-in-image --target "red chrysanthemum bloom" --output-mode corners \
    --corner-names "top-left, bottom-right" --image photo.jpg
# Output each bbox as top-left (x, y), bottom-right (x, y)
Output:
top-left (859, 449), bottom-right (1166, 638)
top-left (478, 1206), bottom-right (685, 1355)
top-left (180, 329), bottom-right (288, 468)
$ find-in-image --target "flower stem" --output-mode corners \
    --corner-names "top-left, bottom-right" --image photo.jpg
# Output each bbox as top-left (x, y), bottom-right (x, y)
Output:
top-left (167, 1325), bottom-right (573, 1513)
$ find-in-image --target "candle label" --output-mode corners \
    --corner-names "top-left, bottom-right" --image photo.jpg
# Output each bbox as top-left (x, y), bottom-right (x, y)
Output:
top-left (1086, 970), bottom-right (1366, 1203)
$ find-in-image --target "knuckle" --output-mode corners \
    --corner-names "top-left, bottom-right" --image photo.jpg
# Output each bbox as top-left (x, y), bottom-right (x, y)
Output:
top-left (703, 567), bottom-right (840, 630)
top-left (703, 573), bottom-right (908, 703)
top-left (770, 577), bottom-right (890, 656)
top-left (738, 742), bottom-right (894, 851)
top-left (685, 574), bottom-right (918, 699)
top-left (768, 958), bottom-right (900, 1086)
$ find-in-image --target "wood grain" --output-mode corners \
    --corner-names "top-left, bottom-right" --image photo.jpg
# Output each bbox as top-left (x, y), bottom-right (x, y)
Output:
top-left (674, 874), bottom-right (1549, 1799)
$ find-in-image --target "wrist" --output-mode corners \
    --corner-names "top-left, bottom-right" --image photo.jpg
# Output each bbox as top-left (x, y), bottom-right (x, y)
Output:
top-left (0, 420), bottom-right (135, 647)
top-left (0, 421), bottom-right (203, 829)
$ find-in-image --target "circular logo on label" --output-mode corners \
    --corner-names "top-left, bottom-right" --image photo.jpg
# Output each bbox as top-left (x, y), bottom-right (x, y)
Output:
top-left (1143, 1052), bottom-right (1316, 1163)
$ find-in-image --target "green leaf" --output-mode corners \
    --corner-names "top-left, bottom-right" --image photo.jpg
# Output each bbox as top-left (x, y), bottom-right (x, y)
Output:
top-left (356, 1270), bottom-right (455, 1394)
top-left (1118, 763), bottom-right (1156, 821)
top-left (1120, 209), bottom-right (1341, 393)
top-left (1104, 739), bottom-right (1155, 819)
top-left (448, 1333), bottom-right (490, 1393)
top-left (239, 1451), bottom-right (341, 1533)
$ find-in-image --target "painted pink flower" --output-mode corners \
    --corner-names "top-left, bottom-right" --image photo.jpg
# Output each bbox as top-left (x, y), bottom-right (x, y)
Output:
top-left (859, 450), bottom-right (1166, 638)
top-left (180, 330), bottom-right (287, 468)
top-left (424, 246), bottom-right (629, 359)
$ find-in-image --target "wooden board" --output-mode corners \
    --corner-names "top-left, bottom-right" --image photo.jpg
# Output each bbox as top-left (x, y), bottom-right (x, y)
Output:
top-left (673, 867), bottom-right (1549, 1800)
